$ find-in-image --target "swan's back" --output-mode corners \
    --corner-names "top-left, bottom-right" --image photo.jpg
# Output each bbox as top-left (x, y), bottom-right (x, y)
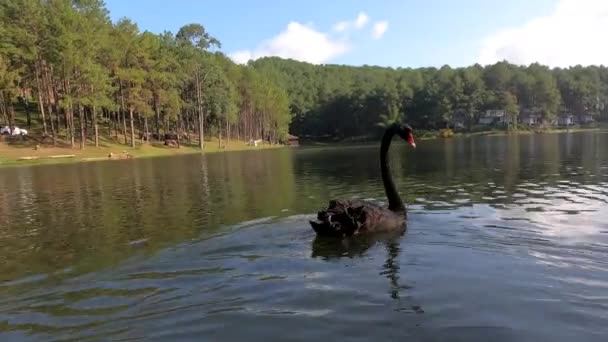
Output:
top-left (309, 199), bottom-right (406, 237)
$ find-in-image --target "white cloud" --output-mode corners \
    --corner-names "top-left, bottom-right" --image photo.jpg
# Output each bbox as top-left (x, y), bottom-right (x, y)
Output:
top-left (332, 11), bottom-right (369, 33)
top-left (478, 0), bottom-right (608, 67)
top-left (230, 50), bottom-right (253, 65)
top-left (371, 21), bottom-right (388, 39)
top-left (229, 21), bottom-right (349, 64)
top-left (333, 21), bottom-right (350, 33)
top-left (355, 12), bottom-right (369, 29)
top-left (229, 11), bottom-right (382, 64)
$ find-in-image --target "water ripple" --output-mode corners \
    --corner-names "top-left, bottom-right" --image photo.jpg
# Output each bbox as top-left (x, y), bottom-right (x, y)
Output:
top-left (1, 132), bottom-right (608, 341)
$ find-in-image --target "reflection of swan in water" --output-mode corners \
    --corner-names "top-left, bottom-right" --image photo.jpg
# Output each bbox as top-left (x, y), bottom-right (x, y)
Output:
top-left (311, 230), bottom-right (404, 259)
top-left (310, 231), bottom-right (423, 313)
top-left (383, 240), bottom-right (404, 300)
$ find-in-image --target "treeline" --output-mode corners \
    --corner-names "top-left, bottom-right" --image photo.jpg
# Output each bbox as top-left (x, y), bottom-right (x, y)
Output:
top-left (0, 0), bottom-right (291, 149)
top-left (250, 57), bottom-right (608, 138)
top-left (2, 1), bottom-right (606, 148)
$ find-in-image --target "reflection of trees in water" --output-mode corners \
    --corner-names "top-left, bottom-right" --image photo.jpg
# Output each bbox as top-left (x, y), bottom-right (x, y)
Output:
top-left (0, 149), bottom-right (299, 281)
top-left (428, 133), bottom-right (604, 208)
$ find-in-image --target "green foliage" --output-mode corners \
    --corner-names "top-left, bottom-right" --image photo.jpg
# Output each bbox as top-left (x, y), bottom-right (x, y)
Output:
top-left (176, 23), bottom-right (221, 50)
top-left (0, 0), bottom-right (606, 148)
top-left (251, 57), bottom-right (607, 138)
top-left (0, 0), bottom-right (290, 148)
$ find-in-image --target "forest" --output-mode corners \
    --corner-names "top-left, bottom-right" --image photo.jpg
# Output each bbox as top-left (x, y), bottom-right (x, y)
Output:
top-left (251, 57), bottom-right (608, 139)
top-left (0, 0), bottom-right (291, 150)
top-left (1, 0), bottom-right (607, 150)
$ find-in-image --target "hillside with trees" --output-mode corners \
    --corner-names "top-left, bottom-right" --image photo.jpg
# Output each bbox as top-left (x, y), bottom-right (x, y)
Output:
top-left (1, 0), bottom-right (607, 151)
top-left (251, 58), bottom-right (608, 139)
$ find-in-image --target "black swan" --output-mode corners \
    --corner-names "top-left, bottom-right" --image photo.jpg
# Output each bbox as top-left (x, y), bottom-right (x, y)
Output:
top-left (309, 122), bottom-right (416, 237)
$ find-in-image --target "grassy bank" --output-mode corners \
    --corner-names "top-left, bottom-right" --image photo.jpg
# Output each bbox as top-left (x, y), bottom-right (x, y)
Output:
top-left (1, 124), bottom-right (604, 168)
top-left (0, 136), bottom-right (284, 168)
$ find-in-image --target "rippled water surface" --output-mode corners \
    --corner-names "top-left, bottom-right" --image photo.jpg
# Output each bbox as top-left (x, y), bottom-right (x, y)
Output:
top-left (1, 131), bottom-right (608, 341)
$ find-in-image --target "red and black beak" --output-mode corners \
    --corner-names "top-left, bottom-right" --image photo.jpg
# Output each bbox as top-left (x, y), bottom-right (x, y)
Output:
top-left (408, 132), bottom-right (416, 148)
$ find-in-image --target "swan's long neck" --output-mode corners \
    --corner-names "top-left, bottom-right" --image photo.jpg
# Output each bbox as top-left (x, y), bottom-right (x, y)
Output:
top-left (380, 127), bottom-right (405, 212)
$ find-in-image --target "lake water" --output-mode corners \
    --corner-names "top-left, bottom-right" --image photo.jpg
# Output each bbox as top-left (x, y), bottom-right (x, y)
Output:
top-left (1, 131), bottom-right (608, 341)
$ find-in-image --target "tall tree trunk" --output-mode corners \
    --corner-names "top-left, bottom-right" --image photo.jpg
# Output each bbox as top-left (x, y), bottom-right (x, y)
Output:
top-left (226, 118), bottom-right (230, 147)
top-left (140, 122), bottom-right (144, 144)
top-left (119, 82), bottom-right (127, 144)
top-left (194, 111), bottom-right (199, 142)
top-left (93, 105), bottom-right (99, 147)
top-left (48, 104), bottom-right (56, 146)
top-left (65, 105), bottom-right (74, 148)
top-left (176, 118), bottom-right (181, 149)
top-left (62, 70), bottom-right (70, 138)
top-left (55, 105), bottom-right (61, 137)
top-left (113, 112), bottom-right (118, 139)
top-left (3, 93), bottom-right (15, 133)
top-left (199, 109), bottom-right (204, 149)
top-left (249, 107), bottom-right (253, 140)
top-left (85, 105), bottom-right (91, 131)
top-left (108, 111), bottom-right (113, 137)
top-left (78, 104), bottom-right (85, 150)
top-left (21, 94), bottom-right (31, 129)
top-left (35, 63), bottom-right (48, 135)
top-left (121, 110), bottom-right (127, 145)
top-left (114, 112), bottom-right (118, 139)
top-left (154, 94), bottom-right (160, 141)
top-left (243, 107), bottom-right (249, 140)
top-left (64, 106), bottom-right (69, 133)
top-left (164, 117), bottom-right (168, 140)
top-left (195, 72), bottom-right (204, 149)
top-left (46, 63), bottom-right (60, 141)
top-left (146, 116), bottom-right (149, 139)
top-left (143, 116), bottom-right (149, 144)
top-left (0, 94), bottom-right (7, 127)
top-left (186, 112), bottom-right (191, 144)
top-left (63, 73), bottom-right (73, 145)
top-left (218, 123), bottom-right (222, 149)
top-left (129, 108), bottom-right (135, 148)
top-left (107, 110), bottom-right (112, 138)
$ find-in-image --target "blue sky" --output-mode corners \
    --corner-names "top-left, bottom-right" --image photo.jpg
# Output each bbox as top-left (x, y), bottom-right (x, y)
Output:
top-left (103, 0), bottom-right (607, 68)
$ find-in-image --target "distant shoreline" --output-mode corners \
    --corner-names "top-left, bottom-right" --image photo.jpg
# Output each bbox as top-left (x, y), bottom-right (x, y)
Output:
top-left (1, 126), bottom-right (603, 169)
top-left (450, 126), bottom-right (602, 138)
top-left (0, 138), bottom-right (285, 169)
top-left (297, 126), bottom-right (603, 146)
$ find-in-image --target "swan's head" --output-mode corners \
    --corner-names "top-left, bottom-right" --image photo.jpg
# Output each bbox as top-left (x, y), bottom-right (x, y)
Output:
top-left (394, 123), bottom-right (416, 148)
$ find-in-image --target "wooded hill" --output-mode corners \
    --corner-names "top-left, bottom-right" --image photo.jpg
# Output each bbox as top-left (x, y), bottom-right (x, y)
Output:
top-left (251, 57), bottom-right (608, 139)
top-left (1, 0), bottom-right (606, 149)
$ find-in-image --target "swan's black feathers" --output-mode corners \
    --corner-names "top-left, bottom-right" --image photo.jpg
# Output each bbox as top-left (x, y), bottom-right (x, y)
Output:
top-left (309, 122), bottom-right (413, 238)
top-left (310, 199), bottom-right (404, 237)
